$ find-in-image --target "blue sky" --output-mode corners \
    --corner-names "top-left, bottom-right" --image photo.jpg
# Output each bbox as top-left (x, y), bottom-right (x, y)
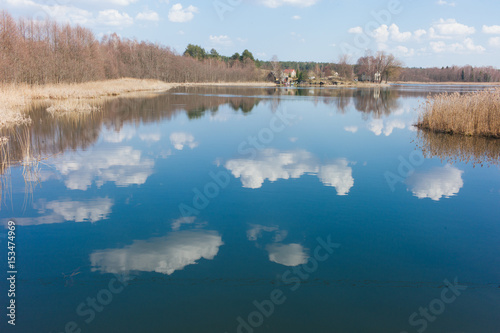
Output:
top-left (2, 0), bottom-right (500, 67)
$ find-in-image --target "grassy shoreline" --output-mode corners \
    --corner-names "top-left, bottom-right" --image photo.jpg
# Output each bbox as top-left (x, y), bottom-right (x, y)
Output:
top-left (0, 78), bottom-right (274, 129)
top-left (392, 81), bottom-right (500, 86)
top-left (416, 89), bottom-right (500, 139)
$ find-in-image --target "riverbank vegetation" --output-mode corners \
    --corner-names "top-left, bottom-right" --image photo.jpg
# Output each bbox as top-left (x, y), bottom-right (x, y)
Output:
top-left (258, 55), bottom-right (500, 84)
top-left (0, 10), bottom-right (259, 85)
top-left (417, 89), bottom-right (500, 138)
top-left (0, 9), bottom-right (267, 127)
top-left (399, 65), bottom-right (500, 83)
top-left (0, 79), bottom-right (183, 127)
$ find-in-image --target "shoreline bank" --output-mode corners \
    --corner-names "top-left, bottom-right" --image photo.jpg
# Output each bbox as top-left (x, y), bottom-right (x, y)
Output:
top-left (391, 81), bottom-right (500, 86)
top-left (0, 79), bottom-right (275, 129)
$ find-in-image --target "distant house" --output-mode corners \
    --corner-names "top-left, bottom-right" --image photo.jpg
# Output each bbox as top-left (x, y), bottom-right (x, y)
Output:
top-left (360, 74), bottom-right (371, 82)
top-left (283, 69), bottom-right (297, 78)
top-left (359, 72), bottom-right (382, 82)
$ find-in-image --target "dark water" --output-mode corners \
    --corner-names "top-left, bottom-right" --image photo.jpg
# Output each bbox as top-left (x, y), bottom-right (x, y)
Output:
top-left (0, 85), bottom-right (499, 333)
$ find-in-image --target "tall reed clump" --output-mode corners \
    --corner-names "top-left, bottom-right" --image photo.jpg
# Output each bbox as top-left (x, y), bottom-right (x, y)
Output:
top-left (417, 89), bottom-right (500, 138)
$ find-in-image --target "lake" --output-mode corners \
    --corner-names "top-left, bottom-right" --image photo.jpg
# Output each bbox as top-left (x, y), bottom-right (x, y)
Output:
top-left (0, 85), bottom-right (499, 333)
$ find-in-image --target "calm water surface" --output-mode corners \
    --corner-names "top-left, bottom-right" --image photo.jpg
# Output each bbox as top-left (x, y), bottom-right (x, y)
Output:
top-left (0, 85), bottom-right (499, 333)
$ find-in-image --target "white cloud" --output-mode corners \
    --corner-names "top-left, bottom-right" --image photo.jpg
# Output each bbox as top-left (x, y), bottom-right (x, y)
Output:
top-left (136, 10), bottom-right (159, 21)
top-left (344, 126), bottom-right (358, 133)
top-left (437, 0), bottom-right (456, 6)
top-left (406, 165), bottom-right (463, 201)
top-left (97, 9), bottom-right (134, 26)
top-left (226, 149), bottom-right (318, 189)
top-left (139, 133), bottom-right (161, 142)
top-left (103, 127), bottom-right (135, 143)
top-left (430, 38), bottom-right (485, 54)
top-left (348, 26), bottom-right (363, 34)
top-left (428, 27), bottom-right (448, 40)
top-left (168, 3), bottom-right (198, 23)
top-left (5, 0), bottom-right (92, 25)
top-left (432, 18), bottom-right (475, 36)
top-left (266, 243), bottom-right (308, 266)
top-left (171, 216), bottom-right (196, 231)
top-left (463, 38), bottom-right (486, 53)
top-left (383, 119), bottom-right (406, 136)
top-left (5, 214), bottom-right (64, 226)
top-left (414, 29), bottom-right (427, 40)
top-left (54, 146), bottom-right (154, 190)
top-left (489, 37), bottom-right (500, 47)
top-left (368, 119), bottom-right (384, 136)
top-left (90, 230), bottom-right (223, 275)
top-left (292, 15), bottom-right (301, 20)
top-left (389, 24), bottom-right (412, 42)
top-left (247, 224), bottom-right (282, 241)
top-left (225, 149), bottom-right (354, 195)
top-left (259, 0), bottom-right (319, 8)
top-left (482, 25), bottom-right (500, 34)
top-left (209, 35), bottom-right (232, 46)
top-left (11, 198), bottom-right (113, 226)
top-left (318, 160), bottom-right (355, 196)
top-left (372, 24), bottom-right (390, 43)
top-left (369, 119), bottom-right (406, 136)
top-left (47, 198), bottom-right (113, 222)
top-left (430, 41), bottom-right (455, 53)
top-left (170, 132), bottom-right (199, 150)
top-left (394, 45), bottom-right (415, 57)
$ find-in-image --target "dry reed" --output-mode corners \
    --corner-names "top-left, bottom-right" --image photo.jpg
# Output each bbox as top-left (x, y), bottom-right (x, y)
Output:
top-left (0, 78), bottom-right (181, 129)
top-left (417, 88), bottom-right (500, 138)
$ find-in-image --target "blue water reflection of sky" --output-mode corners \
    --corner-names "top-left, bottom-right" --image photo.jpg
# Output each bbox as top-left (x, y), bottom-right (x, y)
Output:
top-left (1, 86), bottom-right (499, 333)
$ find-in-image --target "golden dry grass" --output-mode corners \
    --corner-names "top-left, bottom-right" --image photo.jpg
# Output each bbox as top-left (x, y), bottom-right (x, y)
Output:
top-left (46, 100), bottom-right (102, 113)
top-left (0, 78), bottom-right (182, 129)
top-left (417, 89), bottom-right (500, 138)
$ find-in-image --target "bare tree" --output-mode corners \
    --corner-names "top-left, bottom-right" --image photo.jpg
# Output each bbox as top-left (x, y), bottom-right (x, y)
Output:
top-left (375, 51), bottom-right (403, 83)
top-left (0, 9), bottom-right (262, 85)
top-left (356, 51), bottom-right (403, 83)
top-left (356, 50), bottom-right (376, 81)
top-left (270, 55), bottom-right (282, 81)
top-left (336, 54), bottom-right (354, 80)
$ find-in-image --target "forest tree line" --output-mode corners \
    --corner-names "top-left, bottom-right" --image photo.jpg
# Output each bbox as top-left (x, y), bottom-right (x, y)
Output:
top-left (270, 53), bottom-right (500, 83)
top-left (1, 10), bottom-right (498, 85)
top-left (0, 10), bottom-right (259, 85)
top-left (398, 65), bottom-right (500, 83)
